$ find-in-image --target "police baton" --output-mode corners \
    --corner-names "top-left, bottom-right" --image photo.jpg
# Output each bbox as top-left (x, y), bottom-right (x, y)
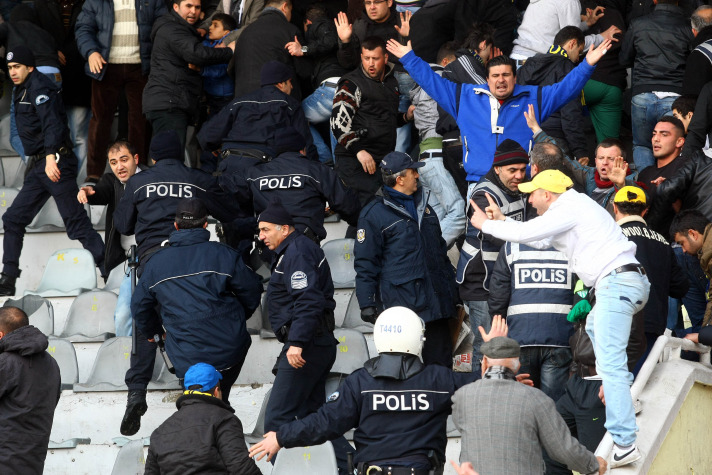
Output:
top-left (127, 245), bottom-right (139, 355)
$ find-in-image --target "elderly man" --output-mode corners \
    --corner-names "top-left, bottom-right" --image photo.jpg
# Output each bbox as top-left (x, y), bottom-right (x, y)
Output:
top-left (452, 336), bottom-right (606, 474)
top-left (354, 151), bottom-right (457, 367)
top-left (469, 170), bottom-right (650, 468)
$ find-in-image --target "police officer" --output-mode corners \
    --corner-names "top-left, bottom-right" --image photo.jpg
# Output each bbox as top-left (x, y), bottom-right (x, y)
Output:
top-left (248, 307), bottom-right (485, 474)
top-left (114, 129), bottom-right (241, 436)
top-left (246, 127), bottom-right (360, 244)
top-left (0, 46), bottom-right (105, 296)
top-left (354, 151), bottom-right (458, 367)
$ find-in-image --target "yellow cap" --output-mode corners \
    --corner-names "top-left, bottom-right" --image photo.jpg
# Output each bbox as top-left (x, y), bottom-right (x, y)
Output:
top-left (614, 185), bottom-right (646, 205)
top-left (518, 169), bottom-right (573, 194)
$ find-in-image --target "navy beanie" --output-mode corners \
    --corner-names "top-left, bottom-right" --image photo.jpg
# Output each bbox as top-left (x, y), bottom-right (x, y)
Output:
top-left (257, 200), bottom-right (294, 226)
top-left (149, 130), bottom-right (183, 162)
top-left (6, 45), bottom-right (35, 68)
top-left (260, 60), bottom-right (293, 86)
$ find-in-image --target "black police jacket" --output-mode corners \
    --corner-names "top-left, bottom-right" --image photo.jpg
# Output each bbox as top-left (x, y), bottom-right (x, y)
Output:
top-left (354, 188), bottom-right (457, 323)
top-left (197, 85), bottom-right (317, 160)
top-left (245, 152), bottom-right (361, 240)
top-left (277, 354), bottom-right (477, 466)
top-left (13, 70), bottom-right (71, 157)
top-left (266, 232), bottom-right (336, 346)
top-left (113, 158), bottom-right (241, 261)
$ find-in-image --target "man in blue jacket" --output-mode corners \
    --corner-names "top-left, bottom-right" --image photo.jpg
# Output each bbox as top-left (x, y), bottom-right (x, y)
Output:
top-left (384, 38), bottom-right (612, 183)
top-left (354, 151), bottom-right (457, 367)
top-left (75, 0), bottom-right (165, 180)
top-left (133, 198), bottom-right (262, 400)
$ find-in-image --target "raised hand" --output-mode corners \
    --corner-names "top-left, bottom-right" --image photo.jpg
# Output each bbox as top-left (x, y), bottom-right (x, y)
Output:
top-left (585, 39), bottom-right (613, 66)
top-left (394, 10), bottom-right (412, 37)
top-left (608, 155), bottom-right (628, 188)
top-left (484, 193), bottom-right (504, 221)
top-left (523, 103), bottom-right (541, 135)
top-left (334, 12), bottom-right (353, 43)
top-left (582, 6), bottom-right (604, 27)
top-left (385, 39), bottom-right (412, 59)
top-left (479, 314), bottom-right (508, 342)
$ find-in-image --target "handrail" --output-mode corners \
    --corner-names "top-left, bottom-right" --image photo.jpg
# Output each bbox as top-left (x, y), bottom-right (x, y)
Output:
top-left (595, 333), bottom-right (711, 461)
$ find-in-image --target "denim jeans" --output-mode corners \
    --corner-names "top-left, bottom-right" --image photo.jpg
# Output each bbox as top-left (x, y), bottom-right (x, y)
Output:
top-left (395, 71), bottom-right (415, 153)
top-left (114, 270), bottom-right (133, 337)
top-left (586, 270), bottom-right (650, 446)
top-left (67, 106), bottom-right (92, 180)
top-left (465, 300), bottom-right (490, 371)
top-left (302, 83), bottom-right (337, 164)
top-left (630, 93), bottom-right (677, 171)
top-left (668, 245), bottom-right (708, 336)
top-left (417, 153), bottom-right (465, 247)
top-left (518, 346), bottom-right (572, 402)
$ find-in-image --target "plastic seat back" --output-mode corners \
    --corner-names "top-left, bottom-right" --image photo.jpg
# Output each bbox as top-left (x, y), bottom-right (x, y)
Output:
top-left (103, 264), bottom-right (126, 293)
top-left (47, 337), bottom-right (79, 389)
top-left (245, 388), bottom-right (272, 444)
top-left (110, 439), bottom-right (146, 475)
top-left (57, 290), bottom-right (118, 342)
top-left (0, 186), bottom-right (19, 232)
top-left (331, 328), bottom-right (370, 376)
top-left (321, 239), bottom-right (356, 289)
top-left (3, 295), bottom-right (54, 335)
top-left (272, 441), bottom-right (338, 475)
top-left (25, 248), bottom-right (97, 297)
top-left (341, 291), bottom-right (373, 333)
top-left (260, 293), bottom-right (276, 339)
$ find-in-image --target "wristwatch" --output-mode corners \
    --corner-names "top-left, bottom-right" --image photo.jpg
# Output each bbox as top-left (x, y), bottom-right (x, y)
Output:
top-left (301, 45), bottom-right (309, 54)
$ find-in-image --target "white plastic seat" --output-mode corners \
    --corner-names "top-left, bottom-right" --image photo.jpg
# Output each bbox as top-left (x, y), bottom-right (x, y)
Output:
top-left (272, 441), bottom-right (338, 474)
top-left (25, 248), bottom-right (97, 297)
top-left (245, 388), bottom-right (272, 444)
top-left (47, 337), bottom-right (79, 390)
top-left (321, 239), bottom-right (356, 289)
top-left (331, 328), bottom-right (370, 376)
top-left (3, 295), bottom-right (54, 335)
top-left (103, 264), bottom-right (127, 293)
top-left (340, 291), bottom-right (373, 334)
top-left (110, 439), bottom-right (146, 475)
top-left (56, 290), bottom-right (118, 342)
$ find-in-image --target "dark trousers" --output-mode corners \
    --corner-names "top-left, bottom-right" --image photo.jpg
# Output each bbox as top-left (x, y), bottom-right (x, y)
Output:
top-left (545, 375), bottom-right (606, 475)
top-left (2, 155), bottom-right (104, 277)
top-left (518, 346), bottom-right (573, 402)
top-left (335, 151), bottom-right (381, 239)
top-left (218, 342), bottom-right (250, 402)
top-left (442, 144), bottom-right (468, 199)
top-left (423, 318), bottom-right (453, 367)
top-left (88, 64), bottom-right (147, 176)
top-left (125, 327), bottom-right (157, 391)
top-left (146, 109), bottom-right (191, 155)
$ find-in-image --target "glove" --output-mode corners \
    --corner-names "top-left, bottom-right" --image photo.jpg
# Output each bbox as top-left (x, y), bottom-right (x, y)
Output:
top-left (567, 299), bottom-right (592, 323)
top-left (360, 307), bottom-right (378, 324)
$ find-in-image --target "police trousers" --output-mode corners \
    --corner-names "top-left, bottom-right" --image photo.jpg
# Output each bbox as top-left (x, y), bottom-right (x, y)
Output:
top-left (2, 153), bottom-right (104, 277)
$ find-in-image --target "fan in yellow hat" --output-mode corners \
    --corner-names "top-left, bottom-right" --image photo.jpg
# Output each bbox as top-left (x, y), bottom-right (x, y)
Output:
top-left (518, 169), bottom-right (574, 194)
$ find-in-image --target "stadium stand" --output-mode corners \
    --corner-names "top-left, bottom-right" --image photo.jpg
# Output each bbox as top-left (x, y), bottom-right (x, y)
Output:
top-left (47, 337), bottom-right (80, 390)
top-left (3, 294), bottom-right (54, 335)
top-left (56, 290), bottom-right (117, 342)
top-left (25, 248), bottom-right (97, 297)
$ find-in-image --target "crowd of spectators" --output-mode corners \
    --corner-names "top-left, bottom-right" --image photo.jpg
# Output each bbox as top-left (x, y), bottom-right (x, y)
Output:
top-left (2, 0), bottom-right (712, 473)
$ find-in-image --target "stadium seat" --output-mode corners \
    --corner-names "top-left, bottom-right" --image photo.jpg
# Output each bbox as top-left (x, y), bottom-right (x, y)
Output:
top-left (324, 212), bottom-right (340, 223)
top-left (73, 337), bottom-right (181, 392)
top-left (47, 337), bottom-right (79, 390)
top-left (331, 328), bottom-right (370, 376)
top-left (244, 388), bottom-right (272, 444)
top-left (0, 159), bottom-right (4, 186)
top-left (26, 198), bottom-right (63, 232)
top-left (340, 291), bottom-right (373, 334)
top-left (3, 295), bottom-right (54, 335)
top-left (272, 441), bottom-right (338, 475)
top-left (56, 290), bottom-right (118, 342)
top-left (247, 304), bottom-right (262, 335)
top-left (48, 438), bottom-right (91, 449)
top-left (103, 264), bottom-right (127, 293)
top-left (0, 186), bottom-right (19, 232)
top-left (24, 248), bottom-right (97, 297)
top-left (110, 439), bottom-right (146, 475)
top-left (246, 440), bottom-right (274, 475)
top-left (259, 293), bottom-right (276, 339)
top-left (91, 204), bottom-right (107, 231)
top-left (321, 239), bottom-right (356, 289)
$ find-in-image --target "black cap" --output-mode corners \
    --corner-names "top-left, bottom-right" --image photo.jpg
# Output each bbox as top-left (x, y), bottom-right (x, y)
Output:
top-left (380, 151), bottom-right (425, 175)
top-left (481, 337), bottom-right (521, 359)
top-left (260, 60), bottom-right (293, 86)
top-left (274, 127), bottom-right (307, 156)
top-left (175, 198), bottom-right (208, 221)
top-left (257, 200), bottom-right (294, 226)
top-left (149, 130), bottom-right (182, 162)
top-left (6, 45), bottom-right (35, 67)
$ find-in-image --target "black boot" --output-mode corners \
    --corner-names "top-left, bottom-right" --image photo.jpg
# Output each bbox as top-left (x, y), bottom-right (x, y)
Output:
top-left (120, 389), bottom-right (147, 436)
top-left (0, 273), bottom-right (17, 297)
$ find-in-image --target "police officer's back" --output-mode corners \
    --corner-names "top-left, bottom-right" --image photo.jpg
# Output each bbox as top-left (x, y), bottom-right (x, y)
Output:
top-left (246, 127), bottom-right (360, 242)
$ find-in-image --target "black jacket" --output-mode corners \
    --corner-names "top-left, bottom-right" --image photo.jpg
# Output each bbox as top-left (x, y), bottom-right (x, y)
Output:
top-left (0, 325), bottom-right (61, 475)
top-left (619, 217), bottom-right (688, 336)
top-left (682, 82), bottom-right (712, 158)
top-left (410, 0), bottom-right (456, 64)
top-left (232, 8), bottom-right (309, 99)
top-left (619, 3), bottom-right (693, 96)
top-left (517, 51), bottom-right (588, 159)
top-left (682, 26), bottom-right (712, 96)
top-left (337, 7), bottom-right (407, 71)
top-left (86, 165), bottom-right (147, 276)
top-left (649, 150), bottom-right (712, 226)
top-left (303, 17), bottom-right (348, 87)
top-left (0, 6), bottom-right (60, 70)
top-left (142, 11), bottom-right (233, 115)
top-left (587, 2), bottom-right (626, 91)
top-left (145, 393), bottom-right (261, 475)
top-left (452, 0), bottom-right (518, 55)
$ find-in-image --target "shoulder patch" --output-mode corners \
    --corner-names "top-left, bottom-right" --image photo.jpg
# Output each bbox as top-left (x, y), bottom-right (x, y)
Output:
top-left (357, 229), bottom-right (366, 243)
top-left (327, 391), bottom-right (340, 403)
top-left (35, 94), bottom-right (50, 105)
top-left (291, 271), bottom-right (308, 289)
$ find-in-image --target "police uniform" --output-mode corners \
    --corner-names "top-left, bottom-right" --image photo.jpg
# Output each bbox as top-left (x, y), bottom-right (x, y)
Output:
top-left (2, 56), bottom-right (104, 284)
top-left (264, 231), bottom-right (338, 431)
top-left (275, 353), bottom-right (477, 474)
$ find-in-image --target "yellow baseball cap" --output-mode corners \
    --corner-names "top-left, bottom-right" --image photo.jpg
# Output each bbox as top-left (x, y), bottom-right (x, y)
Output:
top-left (518, 169), bottom-right (573, 194)
top-left (614, 185), bottom-right (646, 205)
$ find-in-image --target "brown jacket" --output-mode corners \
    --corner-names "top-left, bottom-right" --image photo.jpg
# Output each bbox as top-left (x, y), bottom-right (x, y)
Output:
top-left (698, 223), bottom-right (712, 327)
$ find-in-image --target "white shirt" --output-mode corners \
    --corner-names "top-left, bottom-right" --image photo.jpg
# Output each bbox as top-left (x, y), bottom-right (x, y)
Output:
top-left (482, 189), bottom-right (638, 288)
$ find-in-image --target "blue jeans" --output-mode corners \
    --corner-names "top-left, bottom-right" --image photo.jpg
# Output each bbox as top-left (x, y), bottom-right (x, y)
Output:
top-left (114, 270), bottom-right (133, 337)
top-left (519, 346), bottom-right (572, 402)
top-left (395, 71), bottom-right (415, 153)
top-left (67, 106), bottom-right (91, 179)
top-left (465, 300), bottom-right (490, 371)
top-left (417, 153), bottom-right (465, 247)
top-left (586, 270), bottom-right (650, 446)
top-left (302, 83), bottom-right (337, 164)
top-left (630, 93), bottom-right (677, 171)
top-left (668, 245), bottom-right (708, 336)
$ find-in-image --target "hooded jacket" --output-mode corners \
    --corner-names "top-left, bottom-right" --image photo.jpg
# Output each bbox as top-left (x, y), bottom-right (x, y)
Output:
top-left (0, 325), bottom-right (61, 475)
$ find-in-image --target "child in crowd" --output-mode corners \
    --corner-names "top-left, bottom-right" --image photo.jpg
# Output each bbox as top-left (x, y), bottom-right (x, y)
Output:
top-left (202, 13), bottom-right (237, 119)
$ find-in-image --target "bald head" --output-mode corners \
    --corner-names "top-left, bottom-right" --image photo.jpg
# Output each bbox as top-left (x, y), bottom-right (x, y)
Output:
top-left (0, 307), bottom-right (29, 335)
top-left (530, 142), bottom-right (566, 176)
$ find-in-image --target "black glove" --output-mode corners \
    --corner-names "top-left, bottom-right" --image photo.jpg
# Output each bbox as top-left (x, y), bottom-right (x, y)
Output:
top-left (360, 307), bottom-right (378, 324)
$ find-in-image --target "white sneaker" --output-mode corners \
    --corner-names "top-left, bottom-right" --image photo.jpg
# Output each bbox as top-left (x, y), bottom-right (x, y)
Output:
top-left (610, 444), bottom-right (642, 468)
